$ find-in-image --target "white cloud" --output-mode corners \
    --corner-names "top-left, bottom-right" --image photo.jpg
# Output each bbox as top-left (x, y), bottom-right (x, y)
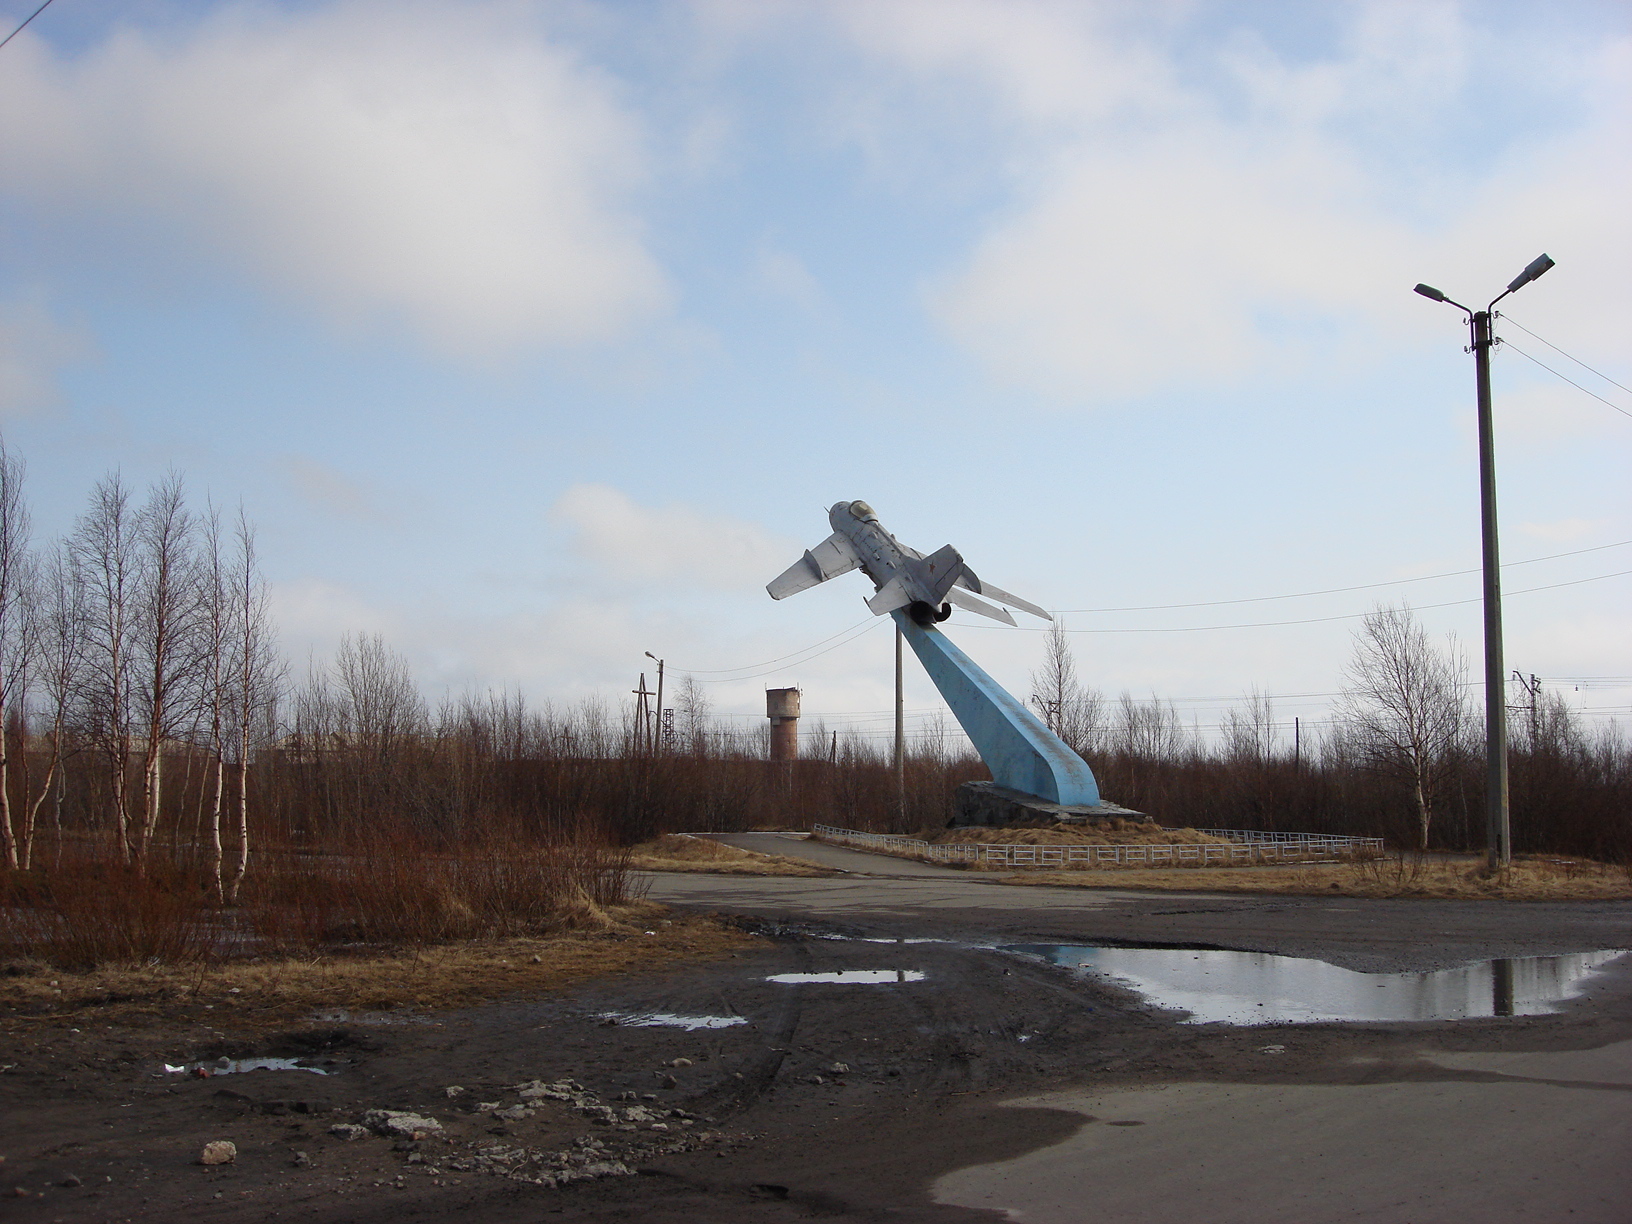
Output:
top-left (0, 299), bottom-right (89, 417)
top-left (0, 2), bottom-right (668, 358)
top-left (270, 575), bottom-right (398, 657)
top-left (551, 483), bottom-right (794, 591)
top-left (827, 1), bottom-right (1632, 402)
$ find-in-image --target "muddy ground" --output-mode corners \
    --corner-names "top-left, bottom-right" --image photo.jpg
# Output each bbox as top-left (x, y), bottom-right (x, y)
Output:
top-left (3, 884), bottom-right (1631, 1222)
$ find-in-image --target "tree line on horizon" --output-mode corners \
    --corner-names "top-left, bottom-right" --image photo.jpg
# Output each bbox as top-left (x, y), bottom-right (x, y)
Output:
top-left (0, 445), bottom-right (1627, 915)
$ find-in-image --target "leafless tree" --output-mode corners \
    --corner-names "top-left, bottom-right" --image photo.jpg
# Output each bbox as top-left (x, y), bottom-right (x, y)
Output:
top-left (24, 544), bottom-right (85, 870)
top-left (222, 512), bottom-right (280, 902)
top-left (1112, 692), bottom-right (1188, 762)
top-left (197, 508), bottom-right (231, 899)
top-left (70, 474), bottom-right (140, 860)
top-left (0, 442), bottom-right (34, 869)
top-left (1337, 605), bottom-right (1469, 851)
top-left (1029, 619), bottom-right (1107, 759)
top-left (674, 673), bottom-right (711, 755)
top-left (1222, 687), bottom-right (1278, 765)
top-left (1029, 620), bottom-right (1077, 736)
top-left (132, 473), bottom-right (202, 868)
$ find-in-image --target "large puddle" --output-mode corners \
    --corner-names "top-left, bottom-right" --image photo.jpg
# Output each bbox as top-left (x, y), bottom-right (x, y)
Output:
top-left (767, 970), bottom-right (927, 984)
top-left (1001, 945), bottom-right (1627, 1025)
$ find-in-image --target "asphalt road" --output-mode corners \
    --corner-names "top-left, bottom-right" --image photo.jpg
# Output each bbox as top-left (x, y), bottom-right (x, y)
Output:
top-left (637, 833), bottom-right (1632, 1221)
top-left (650, 833), bottom-right (1632, 973)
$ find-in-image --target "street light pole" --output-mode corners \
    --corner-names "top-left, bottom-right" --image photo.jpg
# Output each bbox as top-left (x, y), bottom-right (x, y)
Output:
top-left (1470, 304), bottom-right (1510, 870)
top-left (1414, 253), bottom-right (1553, 871)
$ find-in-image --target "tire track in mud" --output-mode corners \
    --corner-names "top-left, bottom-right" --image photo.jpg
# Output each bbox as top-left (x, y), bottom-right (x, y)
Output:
top-left (688, 936), bottom-right (808, 1120)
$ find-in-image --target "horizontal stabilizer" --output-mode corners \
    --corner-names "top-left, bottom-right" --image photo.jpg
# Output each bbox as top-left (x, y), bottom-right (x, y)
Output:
top-left (866, 576), bottom-right (914, 615)
top-left (945, 585), bottom-right (1017, 626)
top-left (956, 574), bottom-right (1051, 621)
top-left (767, 532), bottom-right (861, 600)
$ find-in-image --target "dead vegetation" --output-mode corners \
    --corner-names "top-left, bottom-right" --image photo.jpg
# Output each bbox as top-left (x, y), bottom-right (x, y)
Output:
top-left (0, 905), bottom-right (763, 1032)
top-left (627, 834), bottom-right (836, 877)
top-left (1006, 854), bottom-right (1632, 901)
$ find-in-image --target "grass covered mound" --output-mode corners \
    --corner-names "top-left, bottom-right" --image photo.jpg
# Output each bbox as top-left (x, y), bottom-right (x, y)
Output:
top-left (628, 834), bottom-right (837, 877)
top-left (923, 821), bottom-right (1232, 848)
top-left (1008, 855), bottom-right (1632, 900)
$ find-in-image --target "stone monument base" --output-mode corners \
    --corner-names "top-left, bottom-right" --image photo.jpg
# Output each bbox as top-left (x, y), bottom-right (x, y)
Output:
top-left (952, 780), bottom-right (1147, 828)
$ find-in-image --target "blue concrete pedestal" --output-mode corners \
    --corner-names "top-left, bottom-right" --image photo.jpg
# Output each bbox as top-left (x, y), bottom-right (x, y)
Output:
top-left (893, 610), bottom-right (1107, 814)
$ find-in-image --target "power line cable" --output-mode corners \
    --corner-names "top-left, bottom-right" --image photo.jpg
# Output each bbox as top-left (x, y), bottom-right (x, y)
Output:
top-left (676, 617), bottom-right (874, 675)
top-left (1500, 341), bottom-right (1632, 422)
top-left (1052, 539), bottom-right (1628, 613)
top-left (691, 617), bottom-right (886, 684)
top-left (967, 567), bottom-right (1632, 635)
top-left (1501, 316), bottom-right (1632, 396)
top-left (672, 543), bottom-right (1627, 680)
top-left (0, 0), bottom-right (54, 51)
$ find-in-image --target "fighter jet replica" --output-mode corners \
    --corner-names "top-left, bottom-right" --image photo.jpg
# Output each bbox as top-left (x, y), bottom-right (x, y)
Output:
top-left (767, 500), bottom-right (1052, 627)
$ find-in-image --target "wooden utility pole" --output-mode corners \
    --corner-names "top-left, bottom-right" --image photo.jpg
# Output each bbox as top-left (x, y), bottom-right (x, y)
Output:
top-left (632, 673), bottom-right (654, 752)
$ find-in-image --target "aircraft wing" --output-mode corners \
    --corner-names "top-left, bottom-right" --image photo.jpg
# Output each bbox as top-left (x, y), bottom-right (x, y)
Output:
top-left (945, 585), bottom-right (1017, 626)
top-left (767, 532), bottom-right (862, 600)
top-left (955, 573), bottom-right (1052, 621)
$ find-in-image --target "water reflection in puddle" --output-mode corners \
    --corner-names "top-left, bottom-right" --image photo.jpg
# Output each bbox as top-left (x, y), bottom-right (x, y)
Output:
top-left (1001, 945), bottom-right (1627, 1025)
top-left (599, 1012), bottom-right (747, 1030)
top-left (163, 1057), bottom-right (329, 1076)
top-left (767, 970), bottom-right (927, 984)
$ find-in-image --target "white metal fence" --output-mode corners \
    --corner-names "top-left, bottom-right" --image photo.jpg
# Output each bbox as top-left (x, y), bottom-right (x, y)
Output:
top-left (810, 824), bottom-right (1384, 869)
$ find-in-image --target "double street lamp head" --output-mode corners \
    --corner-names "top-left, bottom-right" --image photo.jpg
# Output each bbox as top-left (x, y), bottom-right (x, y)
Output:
top-left (1414, 253), bottom-right (1552, 313)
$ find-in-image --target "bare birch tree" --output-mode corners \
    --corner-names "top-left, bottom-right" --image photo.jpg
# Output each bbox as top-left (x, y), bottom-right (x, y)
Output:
top-left (674, 673), bottom-right (711, 755)
top-left (132, 474), bottom-right (202, 868)
top-left (23, 544), bottom-right (85, 870)
top-left (225, 511), bottom-right (280, 902)
top-left (0, 442), bottom-right (33, 868)
top-left (1337, 605), bottom-right (1468, 851)
top-left (71, 474), bottom-right (140, 860)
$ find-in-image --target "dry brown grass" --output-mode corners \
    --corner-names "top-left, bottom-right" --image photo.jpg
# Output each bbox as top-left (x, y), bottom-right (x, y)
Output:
top-left (923, 821), bottom-right (1230, 847)
top-left (628, 833), bottom-right (837, 877)
top-left (1002, 855), bottom-right (1632, 901)
top-left (0, 904), bottom-right (764, 1033)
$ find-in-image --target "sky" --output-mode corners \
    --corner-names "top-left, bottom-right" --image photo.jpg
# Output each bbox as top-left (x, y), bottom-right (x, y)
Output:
top-left (0, 0), bottom-right (1628, 753)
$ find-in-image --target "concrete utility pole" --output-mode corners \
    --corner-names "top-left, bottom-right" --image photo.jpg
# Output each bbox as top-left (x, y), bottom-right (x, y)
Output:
top-left (894, 624), bottom-right (905, 822)
top-left (1415, 253), bottom-right (1554, 870)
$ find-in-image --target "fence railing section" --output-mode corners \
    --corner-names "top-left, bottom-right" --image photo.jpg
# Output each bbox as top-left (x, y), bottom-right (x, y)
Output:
top-left (810, 824), bottom-right (1384, 869)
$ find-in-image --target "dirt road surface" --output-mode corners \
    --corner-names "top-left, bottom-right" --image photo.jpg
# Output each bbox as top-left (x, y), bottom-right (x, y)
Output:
top-left (4, 836), bottom-right (1629, 1222)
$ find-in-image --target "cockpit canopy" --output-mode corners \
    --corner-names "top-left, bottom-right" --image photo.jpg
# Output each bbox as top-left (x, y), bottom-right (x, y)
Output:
top-left (848, 500), bottom-right (878, 522)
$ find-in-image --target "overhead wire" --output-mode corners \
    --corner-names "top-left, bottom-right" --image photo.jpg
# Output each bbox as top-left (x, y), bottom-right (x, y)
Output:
top-left (674, 541), bottom-right (1630, 681)
top-left (1501, 316), bottom-right (1632, 396)
top-left (966, 567), bottom-right (1632, 634)
top-left (1501, 341), bottom-right (1632, 422)
top-left (1052, 539), bottom-right (1628, 613)
top-left (0, 0), bottom-right (53, 51)
top-left (676, 616), bottom-right (875, 674)
top-left (689, 616), bottom-right (886, 684)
